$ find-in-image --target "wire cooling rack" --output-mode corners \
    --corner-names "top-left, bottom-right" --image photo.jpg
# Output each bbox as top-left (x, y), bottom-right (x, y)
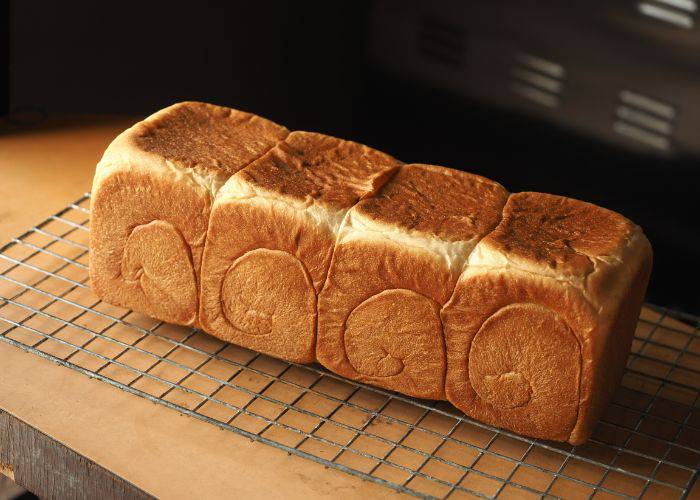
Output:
top-left (0, 194), bottom-right (698, 499)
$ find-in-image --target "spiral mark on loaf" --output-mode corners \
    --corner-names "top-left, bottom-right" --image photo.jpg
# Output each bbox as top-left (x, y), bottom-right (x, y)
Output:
top-left (220, 248), bottom-right (316, 339)
top-left (469, 302), bottom-right (581, 412)
top-left (482, 372), bottom-right (532, 409)
top-left (343, 289), bottom-right (445, 398)
top-left (121, 220), bottom-right (197, 324)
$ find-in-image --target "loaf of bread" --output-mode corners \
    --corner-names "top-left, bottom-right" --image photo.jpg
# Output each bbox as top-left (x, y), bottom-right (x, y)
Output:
top-left (90, 102), bottom-right (652, 444)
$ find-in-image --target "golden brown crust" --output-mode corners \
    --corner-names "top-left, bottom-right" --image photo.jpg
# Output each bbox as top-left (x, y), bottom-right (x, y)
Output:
top-left (442, 270), bottom-right (596, 441)
top-left (316, 164), bottom-right (508, 399)
top-left (120, 220), bottom-right (198, 324)
top-left (317, 239), bottom-right (451, 398)
top-left (355, 164), bottom-right (507, 242)
top-left (568, 238), bottom-right (653, 444)
top-left (444, 190), bottom-right (653, 444)
top-left (90, 170), bottom-right (211, 325)
top-left (470, 303), bottom-right (581, 424)
top-left (219, 247), bottom-right (317, 361)
top-left (482, 192), bottom-right (637, 278)
top-left (198, 200), bottom-right (331, 363)
top-left (134, 101), bottom-right (289, 177)
top-left (237, 131), bottom-right (401, 210)
top-left (90, 102), bottom-right (288, 326)
top-left (345, 288), bottom-right (445, 395)
top-left (198, 133), bottom-right (401, 363)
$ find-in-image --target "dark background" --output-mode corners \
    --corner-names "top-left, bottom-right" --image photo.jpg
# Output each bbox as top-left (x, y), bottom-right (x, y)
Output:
top-left (2, 1), bottom-right (698, 313)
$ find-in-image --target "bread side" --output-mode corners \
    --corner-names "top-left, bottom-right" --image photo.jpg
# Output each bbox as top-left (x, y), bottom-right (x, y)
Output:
top-left (198, 132), bottom-right (401, 362)
top-left (317, 164), bottom-right (508, 398)
top-left (90, 102), bottom-right (288, 325)
top-left (442, 192), bottom-right (652, 443)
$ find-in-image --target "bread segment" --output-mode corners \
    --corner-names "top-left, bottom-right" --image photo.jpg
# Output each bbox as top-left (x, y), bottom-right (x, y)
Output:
top-left (317, 164), bottom-right (508, 398)
top-left (89, 102), bottom-right (288, 326)
top-left (198, 132), bottom-right (401, 363)
top-left (442, 192), bottom-right (652, 444)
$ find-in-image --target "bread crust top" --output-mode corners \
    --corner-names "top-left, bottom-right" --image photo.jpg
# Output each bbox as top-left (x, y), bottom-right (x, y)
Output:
top-left (234, 131), bottom-right (402, 210)
top-left (479, 192), bottom-right (638, 278)
top-left (354, 164), bottom-right (508, 243)
top-left (132, 101), bottom-right (289, 177)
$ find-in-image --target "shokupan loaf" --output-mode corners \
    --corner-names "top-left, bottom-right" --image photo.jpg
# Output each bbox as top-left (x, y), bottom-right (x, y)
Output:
top-left (89, 102), bottom-right (288, 325)
top-left (317, 164), bottom-right (508, 398)
top-left (90, 102), bottom-right (652, 444)
top-left (198, 131), bottom-right (401, 363)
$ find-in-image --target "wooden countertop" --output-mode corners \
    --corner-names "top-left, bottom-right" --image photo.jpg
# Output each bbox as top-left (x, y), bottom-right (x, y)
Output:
top-left (0, 115), bottom-right (397, 499)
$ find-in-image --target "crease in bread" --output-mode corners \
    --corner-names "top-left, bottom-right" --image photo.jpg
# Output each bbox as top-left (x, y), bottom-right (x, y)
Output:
top-left (198, 131), bottom-right (402, 363)
top-left (91, 103), bottom-right (653, 445)
top-left (317, 164), bottom-right (508, 398)
top-left (217, 174), bottom-right (349, 238)
top-left (90, 101), bottom-right (289, 326)
top-left (339, 209), bottom-right (474, 275)
top-left (441, 192), bottom-right (652, 444)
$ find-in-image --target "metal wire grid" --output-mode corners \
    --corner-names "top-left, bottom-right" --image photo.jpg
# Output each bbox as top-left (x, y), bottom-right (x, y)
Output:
top-left (0, 194), bottom-right (698, 499)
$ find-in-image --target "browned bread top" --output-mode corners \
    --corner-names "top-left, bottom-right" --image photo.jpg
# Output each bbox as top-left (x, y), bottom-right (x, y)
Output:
top-left (479, 192), bottom-right (638, 278)
top-left (132, 101), bottom-right (289, 176)
top-left (235, 131), bottom-right (402, 210)
top-left (354, 164), bottom-right (508, 242)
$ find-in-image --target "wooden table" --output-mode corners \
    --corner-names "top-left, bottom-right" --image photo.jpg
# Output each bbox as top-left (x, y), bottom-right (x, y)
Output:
top-left (0, 116), bottom-right (395, 499)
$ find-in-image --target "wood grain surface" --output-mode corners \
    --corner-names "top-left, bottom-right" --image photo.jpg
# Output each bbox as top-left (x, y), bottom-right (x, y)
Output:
top-left (0, 410), bottom-right (152, 499)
